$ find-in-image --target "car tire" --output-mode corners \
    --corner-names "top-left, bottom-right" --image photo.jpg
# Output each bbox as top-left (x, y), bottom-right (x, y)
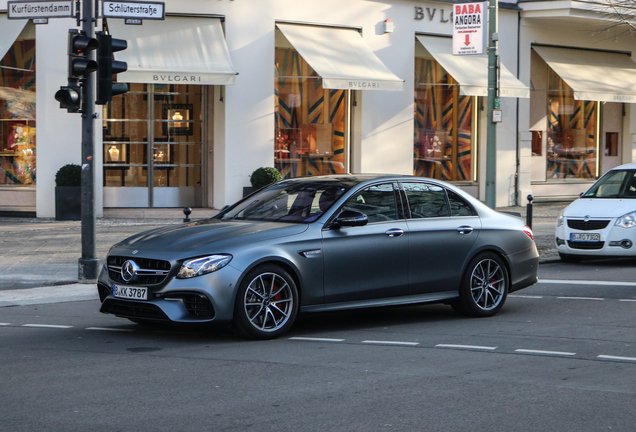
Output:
top-left (232, 264), bottom-right (299, 340)
top-left (559, 253), bottom-right (582, 263)
top-left (452, 252), bottom-right (509, 318)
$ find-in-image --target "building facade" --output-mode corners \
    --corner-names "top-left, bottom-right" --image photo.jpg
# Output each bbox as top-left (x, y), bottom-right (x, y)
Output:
top-left (1, 0), bottom-right (635, 217)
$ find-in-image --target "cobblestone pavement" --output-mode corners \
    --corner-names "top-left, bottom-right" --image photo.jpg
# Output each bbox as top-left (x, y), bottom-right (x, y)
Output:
top-left (0, 201), bottom-right (569, 291)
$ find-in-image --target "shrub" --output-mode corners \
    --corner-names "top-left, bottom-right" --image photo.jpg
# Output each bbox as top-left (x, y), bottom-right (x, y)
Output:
top-left (55, 164), bottom-right (81, 187)
top-left (250, 167), bottom-right (282, 190)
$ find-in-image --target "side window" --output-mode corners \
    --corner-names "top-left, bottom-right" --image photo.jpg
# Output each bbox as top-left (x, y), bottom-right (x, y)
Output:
top-left (343, 183), bottom-right (398, 223)
top-left (447, 190), bottom-right (476, 216)
top-left (403, 182), bottom-right (449, 218)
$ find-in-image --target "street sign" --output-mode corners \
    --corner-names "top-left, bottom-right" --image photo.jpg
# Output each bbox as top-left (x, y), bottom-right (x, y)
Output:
top-left (452, 2), bottom-right (486, 55)
top-left (102, 1), bottom-right (165, 20)
top-left (7, 0), bottom-right (74, 19)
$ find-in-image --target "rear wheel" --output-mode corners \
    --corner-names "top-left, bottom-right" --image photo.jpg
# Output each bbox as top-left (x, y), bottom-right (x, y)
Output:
top-left (233, 264), bottom-right (298, 339)
top-left (453, 252), bottom-right (509, 317)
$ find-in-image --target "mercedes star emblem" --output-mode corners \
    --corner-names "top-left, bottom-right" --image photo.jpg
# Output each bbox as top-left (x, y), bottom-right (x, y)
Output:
top-left (121, 260), bottom-right (140, 282)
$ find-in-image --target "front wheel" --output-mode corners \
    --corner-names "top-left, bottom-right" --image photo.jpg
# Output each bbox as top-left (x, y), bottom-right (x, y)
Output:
top-left (232, 264), bottom-right (299, 339)
top-left (452, 252), bottom-right (509, 318)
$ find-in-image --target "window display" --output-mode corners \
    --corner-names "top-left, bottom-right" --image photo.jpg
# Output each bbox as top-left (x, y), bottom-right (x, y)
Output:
top-left (414, 56), bottom-right (475, 182)
top-left (275, 39), bottom-right (348, 179)
top-left (0, 39), bottom-right (36, 185)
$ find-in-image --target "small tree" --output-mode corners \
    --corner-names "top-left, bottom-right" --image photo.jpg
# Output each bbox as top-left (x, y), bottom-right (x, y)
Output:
top-left (55, 164), bottom-right (81, 187)
top-left (250, 167), bottom-right (282, 189)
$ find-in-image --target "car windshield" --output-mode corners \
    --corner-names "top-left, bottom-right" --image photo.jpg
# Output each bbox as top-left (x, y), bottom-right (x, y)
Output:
top-left (582, 169), bottom-right (636, 198)
top-left (219, 180), bottom-right (349, 223)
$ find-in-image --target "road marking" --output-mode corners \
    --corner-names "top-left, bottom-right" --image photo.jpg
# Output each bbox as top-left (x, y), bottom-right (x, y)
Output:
top-left (0, 323), bottom-right (10, 326)
top-left (289, 337), bottom-right (345, 342)
top-left (598, 355), bottom-right (636, 362)
top-left (619, 299), bottom-right (636, 302)
top-left (362, 340), bottom-right (419, 346)
top-left (540, 279), bottom-right (636, 287)
top-left (22, 324), bottom-right (72, 329)
top-left (557, 296), bottom-right (604, 301)
top-left (509, 295), bottom-right (543, 299)
top-left (86, 327), bottom-right (135, 332)
top-left (515, 349), bottom-right (575, 356)
top-left (435, 344), bottom-right (497, 351)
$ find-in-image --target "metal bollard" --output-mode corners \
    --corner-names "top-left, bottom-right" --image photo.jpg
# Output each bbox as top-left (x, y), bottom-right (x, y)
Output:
top-left (183, 207), bottom-right (192, 222)
top-left (526, 195), bottom-right (533, 229)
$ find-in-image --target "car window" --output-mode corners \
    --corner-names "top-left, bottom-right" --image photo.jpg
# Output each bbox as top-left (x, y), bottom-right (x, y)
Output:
top-left (402, 182), bottom-right (450, 218)
top-left (342, 183), bottom-right (398, 223)
top-left (447, 190), bottom-right (476, 216)
top-left (582, 169), bottom-right (635, 198)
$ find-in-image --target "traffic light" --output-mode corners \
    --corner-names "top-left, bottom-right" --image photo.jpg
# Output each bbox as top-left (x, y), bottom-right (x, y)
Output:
top-left (55, 84), bottom-right (82, 113)
top-left (96, 32), bottom-right (128, 105)
top-left (55, 29), bottom-right (98, 113)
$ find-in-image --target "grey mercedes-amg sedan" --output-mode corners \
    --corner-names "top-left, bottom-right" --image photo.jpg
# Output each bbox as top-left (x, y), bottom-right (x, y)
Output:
top-left (97, 174), bottom-right (538, 339)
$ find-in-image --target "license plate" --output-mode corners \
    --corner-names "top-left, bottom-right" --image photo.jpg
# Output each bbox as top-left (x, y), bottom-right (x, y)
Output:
top-left (113, 285), bottom-right (148, 300)
top-left (571, 233), bottom-right (600, 242)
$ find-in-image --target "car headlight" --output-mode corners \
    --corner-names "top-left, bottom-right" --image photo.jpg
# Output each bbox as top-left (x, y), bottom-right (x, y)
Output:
top-left (177, 254), bottom-right (232, 279)
top-left (556, 211), bottom-right (564, 227)
top-left (616, 211), bottom-right (636, 228)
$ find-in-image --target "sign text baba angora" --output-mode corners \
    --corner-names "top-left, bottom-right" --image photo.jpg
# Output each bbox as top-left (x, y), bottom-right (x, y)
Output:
top-left (452, 2), bottom-right (486, 55)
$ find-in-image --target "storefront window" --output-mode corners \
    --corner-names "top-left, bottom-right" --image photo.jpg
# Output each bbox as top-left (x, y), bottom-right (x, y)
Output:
top-left (414, 57), bottom-right (474, 182)
top-left (275, 45), bottom-right (348, 179)
top-left (547, 69), bottom-right (597, 179)
top-left (103, 83), bottom-right (202, 189)
top-left (0, 39), bottom-right (36, 185)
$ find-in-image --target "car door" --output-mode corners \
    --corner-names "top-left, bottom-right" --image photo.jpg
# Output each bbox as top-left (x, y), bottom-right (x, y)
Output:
top-left (321, 182), bottom-right (410, 304)
top-left (401, 182), bottom-right (481, 295)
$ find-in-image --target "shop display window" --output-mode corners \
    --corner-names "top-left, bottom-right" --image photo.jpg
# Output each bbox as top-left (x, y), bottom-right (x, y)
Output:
top-left (546, 69), bottom-right (597, 180)
top-left (103, 83), bottom-right (202, 188)
top-left (0, 39), bottom-right (36, 185)
top-left (414, 57), bottom-right (475, 182)
top-left (275, 40), bottom-right (348, 179)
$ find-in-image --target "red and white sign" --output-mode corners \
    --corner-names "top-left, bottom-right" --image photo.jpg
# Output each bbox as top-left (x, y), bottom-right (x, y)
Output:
top-left (452, 2), bottom-right (486, 55)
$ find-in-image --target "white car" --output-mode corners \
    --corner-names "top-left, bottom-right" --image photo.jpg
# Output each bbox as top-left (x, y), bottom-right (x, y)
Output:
top-left (556, 163), bottom-right (636, 262)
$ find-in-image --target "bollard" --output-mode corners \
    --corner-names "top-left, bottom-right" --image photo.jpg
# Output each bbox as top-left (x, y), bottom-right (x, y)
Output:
top-left (183, 207), bottom-right (192, 222)
top-left (526, 194), bottom-right (533, 230)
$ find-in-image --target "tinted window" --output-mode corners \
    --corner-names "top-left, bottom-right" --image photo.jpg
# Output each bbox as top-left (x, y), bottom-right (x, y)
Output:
top-left (447, 190), bottom-right (476, 216)
top-left (582, 169), bottom-right (635, 198)
top-left (403, 182), bottom-right (449, 218)
top-left (343, 183), bottom-right (398, 223)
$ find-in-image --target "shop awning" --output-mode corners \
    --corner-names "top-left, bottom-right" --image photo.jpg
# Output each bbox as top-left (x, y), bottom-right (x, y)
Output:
top-left (108, 17), bottom-right (237, 85)
top-left (276, 23), bottom-right (404, 91)
top-left (0, 15), bottom-right (27, 60)
top-left (416, 35), bottom-right (529, 98)
top-left (533, 46), bottom-right (636, 102)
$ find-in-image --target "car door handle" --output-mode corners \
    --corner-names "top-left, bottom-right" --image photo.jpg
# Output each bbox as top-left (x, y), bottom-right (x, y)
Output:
top-left (385, 228), bottom-right (404, 237)
top-left (457, 226), bottom-right (473, 235)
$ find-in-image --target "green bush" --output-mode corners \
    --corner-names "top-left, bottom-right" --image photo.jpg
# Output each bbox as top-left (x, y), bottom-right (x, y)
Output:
top-left (250, 167), bottom-right (282, 189)
top-left (55, 164), bottom-right (81, 187)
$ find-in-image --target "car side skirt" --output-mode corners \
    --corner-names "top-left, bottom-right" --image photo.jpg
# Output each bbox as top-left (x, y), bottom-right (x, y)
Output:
top-left (300, 291), bottom-right (459, 314)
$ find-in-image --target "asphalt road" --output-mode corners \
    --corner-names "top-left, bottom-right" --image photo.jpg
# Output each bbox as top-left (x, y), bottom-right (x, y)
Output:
top-left (1, 260), bottom-right (635, 432)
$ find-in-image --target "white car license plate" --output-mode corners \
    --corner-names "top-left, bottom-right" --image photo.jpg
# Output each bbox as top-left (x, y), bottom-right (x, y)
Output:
top-left (113, 285), bottom-right (148, 300)
top-left (571, 233), bottom-right (600, 242)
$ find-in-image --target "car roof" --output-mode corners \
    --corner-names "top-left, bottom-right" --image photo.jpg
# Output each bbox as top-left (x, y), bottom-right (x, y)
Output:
top-left (611, 163), bottom-right (636, 171)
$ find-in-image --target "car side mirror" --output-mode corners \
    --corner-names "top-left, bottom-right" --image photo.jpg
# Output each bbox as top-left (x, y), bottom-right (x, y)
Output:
top-left (331, 210), bottom-right (368, 228)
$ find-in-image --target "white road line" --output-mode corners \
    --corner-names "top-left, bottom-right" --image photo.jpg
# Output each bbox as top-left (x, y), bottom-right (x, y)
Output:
top-left (289, 337), bottom-right (345, 342)
top-left (435, 344), bottom-right (497, 351)
top-left (509, 295), bottom-right (543, 299)
top-left (619, 299), bottom-right (636, 302)
top-left (22, 324), bottom-right (72, 329)
top-left (362, 340), bottom-right (419, 346)
top-left (0, 323), bottom-right (10, 326)
top-left (540, 279), bottom-right (636, 287)
top-left (515, 349), bottom-right (575, 356)
top-left (86, 327), bottom-right (135, 332)
top-left (556, 296), bottom-right (604, 301)
top-left (598, 355), bottom-right (636, 362)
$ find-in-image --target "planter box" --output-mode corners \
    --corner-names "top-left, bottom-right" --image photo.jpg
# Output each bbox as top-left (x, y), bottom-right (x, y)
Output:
top-left (55, 186), bottom-right (81, 221)
top-left (243, 186), bottom-right (255, 197)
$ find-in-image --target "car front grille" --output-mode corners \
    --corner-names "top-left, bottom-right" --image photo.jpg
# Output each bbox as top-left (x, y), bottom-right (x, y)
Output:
top-left (567, 240), bottom-right (605, 250)
top-left (102, 299), bottom-right (169, 321)
top-left (567, 219), bottom-right (610, 231)
top-left (107, 256), bottom-right (171, 285)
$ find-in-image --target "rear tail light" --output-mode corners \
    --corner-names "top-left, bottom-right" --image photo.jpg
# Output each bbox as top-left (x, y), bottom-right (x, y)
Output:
top-left (523, 225), bottom-right (535, 241)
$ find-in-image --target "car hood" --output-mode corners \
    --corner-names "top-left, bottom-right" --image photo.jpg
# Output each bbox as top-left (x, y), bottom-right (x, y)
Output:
top-left (113, 219), bottom-right (310, 255)
top-left (564, 198), bottom-right (636, 218)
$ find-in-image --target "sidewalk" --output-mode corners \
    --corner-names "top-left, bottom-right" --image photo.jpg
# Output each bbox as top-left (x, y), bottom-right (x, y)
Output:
top-left (0, 202), bottom-right (567, 305)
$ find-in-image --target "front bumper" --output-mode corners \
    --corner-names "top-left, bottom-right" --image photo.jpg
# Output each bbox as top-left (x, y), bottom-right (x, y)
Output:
top-left (97, 262), bottom-right (242, 325)
top-left (555, 217), bottom-right (636, 257)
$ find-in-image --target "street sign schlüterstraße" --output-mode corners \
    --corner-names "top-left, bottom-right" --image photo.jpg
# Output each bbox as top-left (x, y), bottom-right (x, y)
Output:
top-left (102, 1), bottom-right (165, 20)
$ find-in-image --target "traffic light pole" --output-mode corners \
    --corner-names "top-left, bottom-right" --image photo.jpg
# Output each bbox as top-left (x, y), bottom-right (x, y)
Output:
top-left (485, 0), bottom-right (498, 209)
top-left (78, 0), bottom-right (98, 281)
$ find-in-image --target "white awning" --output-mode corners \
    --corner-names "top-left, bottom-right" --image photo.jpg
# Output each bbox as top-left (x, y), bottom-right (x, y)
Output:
top-left (533, 46), bottom-right (636, 103)
top-left (276, 23), bottom-right (404, 91)
top-left (0, 15), bottom-right (27, 60)
top-left (416, 35), bottom-right (529, 98)
top-left (108, 17), bottom-right (237, 85)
